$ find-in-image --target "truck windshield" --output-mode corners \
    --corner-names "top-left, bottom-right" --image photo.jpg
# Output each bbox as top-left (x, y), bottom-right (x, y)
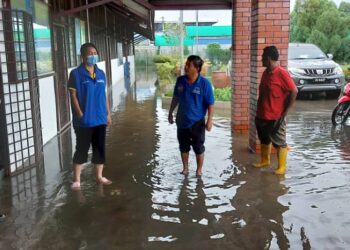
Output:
top-left (288, 45), bottom-right (327, 60)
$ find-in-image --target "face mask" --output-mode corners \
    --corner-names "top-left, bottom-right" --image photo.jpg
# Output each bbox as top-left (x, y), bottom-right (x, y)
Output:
top-left (86, 55), bottom-right (98, 65)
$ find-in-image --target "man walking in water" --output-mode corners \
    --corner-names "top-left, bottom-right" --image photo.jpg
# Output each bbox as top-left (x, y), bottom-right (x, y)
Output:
top-left (253, 46), bottom-right (298, 174)
top-left (168, 55), bottom-right (215, 177)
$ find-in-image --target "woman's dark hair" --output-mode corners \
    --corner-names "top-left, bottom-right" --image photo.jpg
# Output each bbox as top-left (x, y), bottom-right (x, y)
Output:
top-left (263, 46), bottom-right (279, 61)
top-left (80, 42), bottom-right (98, 56)
top-left (187, 55), bottom-right (204, 73)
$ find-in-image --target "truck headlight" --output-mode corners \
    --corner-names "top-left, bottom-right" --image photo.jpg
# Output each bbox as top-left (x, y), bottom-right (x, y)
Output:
top-left (334, 65), bottom-right (344, 76)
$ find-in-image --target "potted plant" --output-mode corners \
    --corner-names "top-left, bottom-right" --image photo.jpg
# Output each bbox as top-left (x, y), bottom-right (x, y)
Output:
top-left (211, 63), bottom-right (230, 89)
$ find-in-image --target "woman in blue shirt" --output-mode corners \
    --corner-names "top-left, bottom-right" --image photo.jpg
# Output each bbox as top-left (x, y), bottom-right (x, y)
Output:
top-left (168, 55), bottom-right (215, 177)
top-left (68, 43), bottom-right (112, 190)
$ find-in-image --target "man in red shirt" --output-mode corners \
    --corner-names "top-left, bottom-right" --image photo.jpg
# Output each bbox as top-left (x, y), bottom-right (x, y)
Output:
top-left (253, 46), bottom-right (298, 174)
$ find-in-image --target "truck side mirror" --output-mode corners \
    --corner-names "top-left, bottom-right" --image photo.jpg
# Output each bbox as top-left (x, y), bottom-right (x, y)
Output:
top-left (327, 53), bottom-right (333, 59)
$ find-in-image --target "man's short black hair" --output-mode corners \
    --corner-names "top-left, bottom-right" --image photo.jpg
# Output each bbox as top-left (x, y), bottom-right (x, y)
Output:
top-left (80, 42), bottom-right (98, 56)
top-left (263, 46), bottom-right (279, 61)
top-left (187, 55), bottom-right (204, 73)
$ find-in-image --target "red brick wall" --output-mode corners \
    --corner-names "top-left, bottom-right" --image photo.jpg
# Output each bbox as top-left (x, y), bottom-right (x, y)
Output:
top-left (231, 0), bottom-right (251, 133)
top-left (231, 0), bottom-right (290, 151)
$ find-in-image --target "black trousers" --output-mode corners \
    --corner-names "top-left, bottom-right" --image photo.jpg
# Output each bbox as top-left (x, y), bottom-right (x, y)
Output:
top-left (73, 125), bottom-right (106, 164)
top-left (177, 119), bottom-right (205, 155)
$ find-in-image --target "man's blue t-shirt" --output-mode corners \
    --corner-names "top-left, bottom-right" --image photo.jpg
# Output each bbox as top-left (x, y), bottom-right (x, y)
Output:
top-left (174, 75), bottom-right (215, 129)
top-left (68, 64), bottom-right (107, 128)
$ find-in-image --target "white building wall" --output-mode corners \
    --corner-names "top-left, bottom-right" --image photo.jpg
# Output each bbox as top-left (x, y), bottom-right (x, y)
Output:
top-left (39, 76), bottom-right (57, 145)
top-left (111, 58), bottom-right (124, 83)
top-left (110, 59), bottom-right (126, 111)
top-left (128, 55), bottom-right (135, 85)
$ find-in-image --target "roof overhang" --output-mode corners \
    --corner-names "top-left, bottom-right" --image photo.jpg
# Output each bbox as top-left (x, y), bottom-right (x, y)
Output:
top-left (147, 0), bottom-right (232, 10)
top-left (52, 1), bottom-right (232, 41)
top-left (53, 0), bottom-right (154, 39)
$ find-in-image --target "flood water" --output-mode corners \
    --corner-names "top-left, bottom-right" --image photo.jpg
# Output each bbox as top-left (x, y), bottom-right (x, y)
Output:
top-left (1, 68), bottom-right (350, 250)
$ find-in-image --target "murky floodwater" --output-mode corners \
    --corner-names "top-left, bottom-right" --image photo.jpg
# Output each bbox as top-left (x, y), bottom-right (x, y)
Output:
top-left (1, 68), bottom-right (350, 249)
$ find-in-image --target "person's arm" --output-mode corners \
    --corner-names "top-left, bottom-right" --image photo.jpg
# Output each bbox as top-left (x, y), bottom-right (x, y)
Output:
top-left (69, 89), bottom-right (83, 119)
top-left (206, 104), bottom-right (214, 131)
top-left (281, 71), bottom-right (298, 117)
top-left (68, 71), bottom-right (83, 119)
top-left (168, 97), bottom-right (179, 124)
top-left (282, 88), bottom-right (298, 117)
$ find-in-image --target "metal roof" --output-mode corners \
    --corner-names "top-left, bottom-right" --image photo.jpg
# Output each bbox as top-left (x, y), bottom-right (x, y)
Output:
top-left (155, 25), bottom-right (232, 46)
top-left (186, 26), bottom-right (232, 37)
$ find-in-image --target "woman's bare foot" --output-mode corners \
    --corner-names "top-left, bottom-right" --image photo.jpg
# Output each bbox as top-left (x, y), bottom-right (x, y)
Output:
top-left (181, 168), bottom-right (189, 175)
top-left (196, 171), bottom-right (202, 177)
top-left (96, 177), bottom-right (112, 185)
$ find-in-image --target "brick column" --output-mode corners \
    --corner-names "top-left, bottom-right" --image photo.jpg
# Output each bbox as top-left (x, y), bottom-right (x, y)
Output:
top-left (249, 0), bottom-right (290, 151)
top-left (231, 0), bottom-right (251, 133)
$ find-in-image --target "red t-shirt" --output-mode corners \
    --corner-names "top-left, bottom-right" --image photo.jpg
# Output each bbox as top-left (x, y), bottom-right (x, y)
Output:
top-left (256, 66), bottom-right (296, 120)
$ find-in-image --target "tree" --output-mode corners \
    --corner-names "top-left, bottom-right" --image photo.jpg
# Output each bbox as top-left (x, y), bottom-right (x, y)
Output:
top-left (339, 1), bottom-right (350, 14)
top-left (206, 43), bottom-right (231, 65)
top-left (206, 43), bottom-right (221, 64)
top-left (163, 22), bottom-right (185, 46)
top-left (290, 0), bottom-right (350, 62)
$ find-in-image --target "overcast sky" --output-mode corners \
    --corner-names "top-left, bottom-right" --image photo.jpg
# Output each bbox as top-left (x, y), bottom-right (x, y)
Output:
top-left (155, 0), bottom-right (350, 25)
top-left (290, 0), bottom-right (349, 10)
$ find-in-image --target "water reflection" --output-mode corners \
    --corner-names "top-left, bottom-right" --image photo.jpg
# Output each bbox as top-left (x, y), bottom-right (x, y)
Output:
top-left (231, 173), bottom-right (289, 249)
top-left (330, 125), bottom-right (350, 161)
top-left (1, 69), bottom-right (350, 249)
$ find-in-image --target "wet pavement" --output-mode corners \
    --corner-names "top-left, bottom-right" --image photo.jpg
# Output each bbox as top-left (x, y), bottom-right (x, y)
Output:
top-left (1, 69), bottom-right (350, 249)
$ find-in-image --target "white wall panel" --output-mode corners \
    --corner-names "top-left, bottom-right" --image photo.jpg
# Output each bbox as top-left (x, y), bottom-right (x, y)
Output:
top-left (39, 76), bottom-right (57, 145)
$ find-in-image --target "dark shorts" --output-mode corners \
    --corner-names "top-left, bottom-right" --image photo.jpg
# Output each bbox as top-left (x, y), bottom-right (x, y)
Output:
top-left (255, 117), bottom-right (287, 148)
top-left (177, 119), bottom-right (205, 155)
top-left (73, 125), bottom-right (106, 164)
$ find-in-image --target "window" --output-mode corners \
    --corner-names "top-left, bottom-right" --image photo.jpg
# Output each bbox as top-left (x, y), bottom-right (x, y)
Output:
top-left (33, 1), bottom-right (52, 74)
top-left (13, 0), bottom-right (53, 75)
top-left (75, 19), bottom-right (86, 63)
top-left (11, 0), bottom-right (33, 14)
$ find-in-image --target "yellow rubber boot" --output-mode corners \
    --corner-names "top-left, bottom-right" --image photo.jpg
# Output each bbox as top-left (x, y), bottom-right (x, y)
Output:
top-left (253, 144), bottom-right (271, 168)
top-left (275, 147), bottom-right (288, 175)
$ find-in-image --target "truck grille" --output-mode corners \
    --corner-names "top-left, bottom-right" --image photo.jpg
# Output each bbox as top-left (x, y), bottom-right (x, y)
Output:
top-left (304, 68), bottom-right (335, 76)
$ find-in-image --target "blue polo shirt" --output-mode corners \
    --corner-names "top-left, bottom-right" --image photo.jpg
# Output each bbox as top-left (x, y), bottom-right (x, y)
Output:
top-left (174, 75), bottom-right (215, 129)
top-left (68, 64), bottom-right (107, 128)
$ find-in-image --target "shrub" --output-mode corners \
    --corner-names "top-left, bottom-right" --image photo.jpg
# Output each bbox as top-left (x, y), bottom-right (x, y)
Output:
top-left (155, 62), bottom-right (175, 85)
top-left (214, 87), bottom-right (231, 101)
top-left (153, 55), bottom-right (172, 63)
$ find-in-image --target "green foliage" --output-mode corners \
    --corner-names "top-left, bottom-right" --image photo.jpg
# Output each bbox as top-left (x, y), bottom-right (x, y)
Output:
top-left (339, 2), bottom-right (350, 14)
top-left (341, 64), bottom-right (350, 81)
top-left (336, 37), bottom-right (350, 63)
top-left (214, 87), bottom-right (231, 102)
top-left (206, 43), bottom-right (221, 64)
top-left (184, 46), bottom-right (189, 56)
top-left (290, 0), bottom-right (350, 62)
top-left (153, 55), bottom-right (172, 63)
top-left (163, 23), bottom-right (185, 46)
top-left (155, 62), bottom-right (176, 86)
top-left (164, 90), bottom-right (173, 97)
top-left (135, 48), bottom-right (156, 67)
top-left (206, 43), bottom-right (231, 65)
top-left (211, 63), bottom-right (227, 72)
